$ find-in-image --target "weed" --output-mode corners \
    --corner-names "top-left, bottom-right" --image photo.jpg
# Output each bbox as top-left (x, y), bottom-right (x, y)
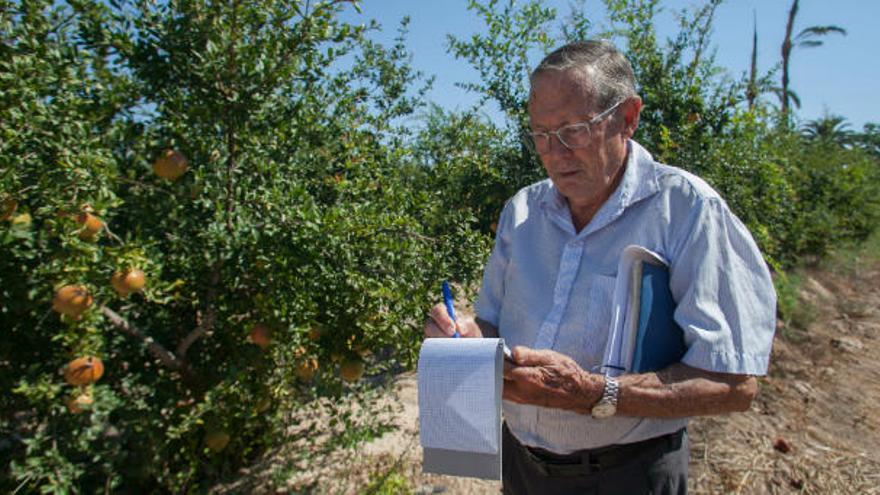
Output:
top-left (774, 271), bottom-right (818, 336)
top-left (364, 468), bottom-right (413, 495)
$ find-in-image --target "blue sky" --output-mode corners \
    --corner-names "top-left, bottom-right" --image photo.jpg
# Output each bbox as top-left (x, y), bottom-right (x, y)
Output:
top-left (340, 0), bottom-right (878, 130)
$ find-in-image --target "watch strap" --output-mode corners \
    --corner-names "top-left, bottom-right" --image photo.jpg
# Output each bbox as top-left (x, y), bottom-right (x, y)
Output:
top-left (591, 375), bottom-right (619, 418)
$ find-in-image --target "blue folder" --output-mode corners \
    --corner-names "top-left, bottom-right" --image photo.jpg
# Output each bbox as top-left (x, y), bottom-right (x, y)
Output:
top-left (629, 260), bottom-right (687, 373)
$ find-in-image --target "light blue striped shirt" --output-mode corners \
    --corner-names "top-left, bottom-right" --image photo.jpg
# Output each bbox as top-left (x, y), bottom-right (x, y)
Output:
top-left (475, 140), bottom-right (776, 453)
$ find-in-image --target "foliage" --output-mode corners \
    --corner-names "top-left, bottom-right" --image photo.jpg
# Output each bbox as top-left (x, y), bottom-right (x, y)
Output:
top-left (785, 138), bottom-right (880, 258)
top-left (440, 0), bottom-right (880, 270)
top-left (446, 0), bottom-right (556, 126)
top-left (853, 123), bottom-right (880, 158)
top-left (440, 0), bottom-right (559, 222)
top-left (772, 270), bottom-right (816, 336)
top-left (801, 113), bottom-right (853, 146)
top-left (365, 468), bottom-right (413, 495)
top-left (1, 0), bottom-right (487, 491)
top-left (2, 0), bottom-right (879, 491)
top-left (410, 105), bottom-right (523, 236)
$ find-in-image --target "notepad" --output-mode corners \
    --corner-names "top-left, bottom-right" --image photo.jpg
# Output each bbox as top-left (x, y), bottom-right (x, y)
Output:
top-left (417, 338), bottom-right (504, 480)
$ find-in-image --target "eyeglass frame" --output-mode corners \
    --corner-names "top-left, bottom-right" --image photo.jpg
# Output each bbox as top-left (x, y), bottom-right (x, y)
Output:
top-left (523, 98), bottom-right (626, 154)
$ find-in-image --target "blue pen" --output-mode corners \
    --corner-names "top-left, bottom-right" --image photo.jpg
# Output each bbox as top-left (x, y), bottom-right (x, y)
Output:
top-left (441, 280), bottom-right (459, 338)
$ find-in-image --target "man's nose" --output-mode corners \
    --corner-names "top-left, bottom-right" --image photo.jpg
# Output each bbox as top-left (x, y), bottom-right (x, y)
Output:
top-left (540, 138), bottom-right (571, 170)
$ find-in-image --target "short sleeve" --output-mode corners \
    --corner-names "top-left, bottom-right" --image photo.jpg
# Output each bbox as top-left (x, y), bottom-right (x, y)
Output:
top-left (474, 201), bottom-right (513, 327)
top-left (669, 198), bottom-right (777, 375)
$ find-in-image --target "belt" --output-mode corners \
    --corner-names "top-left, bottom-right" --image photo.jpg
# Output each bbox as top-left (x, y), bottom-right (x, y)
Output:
top-left (514, 427), bottom-right (684, 477)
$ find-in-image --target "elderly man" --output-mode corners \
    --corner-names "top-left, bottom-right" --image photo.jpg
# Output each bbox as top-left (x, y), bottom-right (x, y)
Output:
top-left (424, 40), bottom-right (776, 494)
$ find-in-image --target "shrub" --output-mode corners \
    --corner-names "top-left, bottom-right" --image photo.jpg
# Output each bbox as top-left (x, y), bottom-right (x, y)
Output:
top-left (1, 1), bottom-right (487, 491)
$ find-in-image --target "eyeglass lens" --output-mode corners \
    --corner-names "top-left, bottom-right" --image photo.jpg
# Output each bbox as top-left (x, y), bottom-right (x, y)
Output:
top-left (531, 125), bottom-right (592, 153)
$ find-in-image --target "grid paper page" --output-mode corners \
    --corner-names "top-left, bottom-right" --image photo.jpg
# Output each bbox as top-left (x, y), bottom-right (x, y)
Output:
top-left (417, 338), bottom-right (502, 454)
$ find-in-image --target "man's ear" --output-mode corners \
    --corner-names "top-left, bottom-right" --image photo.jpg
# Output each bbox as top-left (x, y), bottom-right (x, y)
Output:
top-left (622, 96), bottom-right (642, 138)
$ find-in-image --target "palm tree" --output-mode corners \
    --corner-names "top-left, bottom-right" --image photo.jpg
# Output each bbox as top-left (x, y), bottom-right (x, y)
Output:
top-left (853, 123), bottom-right (880, 157)
top-left (780, 0), bottom-right (846, 120)
top-left (746, 10), bottom-right (758, 110)
top-left (801, 113), bottom-right (852, 146)
top-left (745, 12), bottom-right (787, 113)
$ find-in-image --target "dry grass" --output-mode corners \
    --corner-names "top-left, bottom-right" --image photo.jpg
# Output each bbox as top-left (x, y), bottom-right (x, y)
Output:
top-left (689, 416), bottom-right (880, 494)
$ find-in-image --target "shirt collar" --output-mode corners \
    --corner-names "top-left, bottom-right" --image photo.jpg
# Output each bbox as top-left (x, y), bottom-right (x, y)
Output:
top-left (539, 139), bottom-right (661, 237)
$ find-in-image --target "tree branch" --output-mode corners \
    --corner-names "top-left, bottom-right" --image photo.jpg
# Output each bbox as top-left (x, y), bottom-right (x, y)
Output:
top-left (100, 221), bottom-right (125, 245)
top-left (370, 226), bottom-right (438, 243)
top-left (113, 176), bottom-right (175, 196)
top-left (175, 315), bottom-right (209, 359)
top-left (176, 265), bottom-right (221, 359)
top-left (99, 305), bottom-right (182, 371)
top-left (687, 0), bottom-right (720, 80)
top-left (224, 0), bottom-right (240, 234)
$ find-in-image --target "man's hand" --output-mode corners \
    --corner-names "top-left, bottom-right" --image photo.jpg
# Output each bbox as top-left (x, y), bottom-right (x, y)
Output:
top-left (423, 303), bottom-right (483, 338)
top-left (502, 350), bottom-right (759, 417)
top-left (503, 346), bottom-right (603, 414)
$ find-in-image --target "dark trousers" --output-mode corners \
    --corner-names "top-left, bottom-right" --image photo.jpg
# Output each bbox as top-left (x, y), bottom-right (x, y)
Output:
top-left (502, 423), bottom-right (688, 495)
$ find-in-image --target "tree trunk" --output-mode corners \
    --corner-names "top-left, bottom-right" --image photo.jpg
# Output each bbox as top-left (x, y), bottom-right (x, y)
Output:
top-left (747, 10), bottom-right (758, 110)
top-left (781, 0), bottom-right (799, 120)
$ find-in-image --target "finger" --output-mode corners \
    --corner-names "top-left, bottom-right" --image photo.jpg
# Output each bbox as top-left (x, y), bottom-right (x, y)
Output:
top-left (504, 361), bottom-right (544, 384)
top-left (512, 346), bottom-right (557, 367)
top-left (503, 379), bottom-right (531, 405)
top-left (504, 365), bottom-right (539, 383)
top-left (457, 317), bottom-right (481, 338)
top-left (423, 319), bottom-right (451, 338)
top-left (503, 359), bottom-right (518, 374)
top-left (429, 303), bottom-right (457, 337)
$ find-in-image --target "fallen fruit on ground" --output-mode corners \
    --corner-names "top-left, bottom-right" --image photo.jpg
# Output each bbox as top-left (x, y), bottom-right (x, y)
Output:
top-left (64, 356), bottom-right (104, 386)
top-left (340, 357), bottom-right (365, 383)
top-left (204, 430), bottom-right (231, 453)
top-left (77, 212), bottom-right (103, 240)
top-left (249, 323), bottom-right (272, 350)
top-left (153, 149), bottom-right (189, 180)
top-left (111, 268), bottom-right (147, 297)
top-left (65, 393), bottom-right (94, 414)
top-left (52, 285), bottom-right (93, 318)
top-left (773, 436), bottom-right (793, 454)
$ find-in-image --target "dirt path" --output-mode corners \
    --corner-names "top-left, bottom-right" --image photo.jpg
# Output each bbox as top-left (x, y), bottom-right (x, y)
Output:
top-left (687, 263), bottom-right (880, 494)
top-left (220, 259), bottom-right (880, 494)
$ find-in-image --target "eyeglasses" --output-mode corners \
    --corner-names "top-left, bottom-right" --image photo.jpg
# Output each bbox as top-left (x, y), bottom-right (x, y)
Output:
top-left (523, 99), bottom-right (625, 154)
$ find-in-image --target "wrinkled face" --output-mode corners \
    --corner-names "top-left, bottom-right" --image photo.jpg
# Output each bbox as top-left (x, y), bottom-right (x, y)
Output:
top-left (528, 69), bottom-right (633, 209)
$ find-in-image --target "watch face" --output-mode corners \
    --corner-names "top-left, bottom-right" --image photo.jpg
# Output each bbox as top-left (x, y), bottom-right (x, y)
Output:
top-left (592, 402), bottom-right (617, 419)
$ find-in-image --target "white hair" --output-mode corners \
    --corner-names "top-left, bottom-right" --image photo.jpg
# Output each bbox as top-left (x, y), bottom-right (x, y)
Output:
top-left (530, 40), bottom-right (638, 109)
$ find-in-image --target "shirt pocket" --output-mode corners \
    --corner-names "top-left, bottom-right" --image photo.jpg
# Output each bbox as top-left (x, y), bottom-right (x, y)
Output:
top-left (555, 273), bottom-right (618, 371)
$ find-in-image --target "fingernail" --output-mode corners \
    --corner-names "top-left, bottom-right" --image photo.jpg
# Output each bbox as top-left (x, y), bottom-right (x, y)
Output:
top-left (446, 324), bottom-right (456, 335)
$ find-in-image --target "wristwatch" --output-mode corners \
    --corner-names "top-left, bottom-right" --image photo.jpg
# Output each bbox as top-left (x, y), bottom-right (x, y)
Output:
top-left (591, 375), bottom-right (619, 418)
